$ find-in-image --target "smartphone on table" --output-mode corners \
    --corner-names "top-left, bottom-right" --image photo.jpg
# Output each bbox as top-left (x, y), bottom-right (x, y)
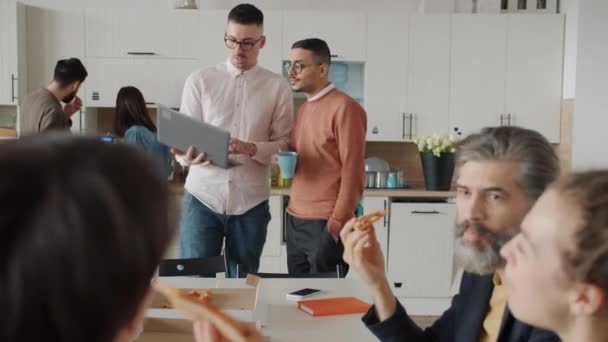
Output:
top-left (286, 288), bottom-right (323, 301)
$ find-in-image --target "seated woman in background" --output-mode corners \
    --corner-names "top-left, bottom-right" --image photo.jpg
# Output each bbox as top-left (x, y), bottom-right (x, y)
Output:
top-left (501, 170), bottom-right (608, 342)
top-left (113, 86), bottom-right (171, 178)
top-left (0, 134), bottom-right (173, 342)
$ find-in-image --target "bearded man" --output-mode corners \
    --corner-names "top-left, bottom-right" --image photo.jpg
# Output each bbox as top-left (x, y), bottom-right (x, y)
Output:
top-left (341, 126), bottom-right (562, 342)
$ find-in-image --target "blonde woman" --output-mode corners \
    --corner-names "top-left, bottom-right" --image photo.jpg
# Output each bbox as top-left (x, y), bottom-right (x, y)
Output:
top-left (501, 170), bottom-right (608, 342)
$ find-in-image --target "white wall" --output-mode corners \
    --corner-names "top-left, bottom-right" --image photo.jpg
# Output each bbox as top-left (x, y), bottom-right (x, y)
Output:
top-left (571, 0), bottom-right (608, 168)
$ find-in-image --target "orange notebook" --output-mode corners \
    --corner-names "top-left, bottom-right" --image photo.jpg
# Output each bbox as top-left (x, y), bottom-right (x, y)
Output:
top-left (297, 297), bottom-right (371, 317)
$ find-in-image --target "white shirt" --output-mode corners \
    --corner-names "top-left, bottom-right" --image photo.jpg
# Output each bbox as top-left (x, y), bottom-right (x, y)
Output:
top-left (180, 60), bottom-right (294, 215)
top-left (307, 83), bottom-right (335, 102)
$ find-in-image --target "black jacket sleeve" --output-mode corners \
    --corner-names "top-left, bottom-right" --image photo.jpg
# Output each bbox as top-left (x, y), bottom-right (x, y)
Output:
top-left (362, 295), bottom-right (458, 342)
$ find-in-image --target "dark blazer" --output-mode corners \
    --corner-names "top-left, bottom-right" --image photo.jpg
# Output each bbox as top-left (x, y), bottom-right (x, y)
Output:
top-left (362, 272), bottom-right (560, 342)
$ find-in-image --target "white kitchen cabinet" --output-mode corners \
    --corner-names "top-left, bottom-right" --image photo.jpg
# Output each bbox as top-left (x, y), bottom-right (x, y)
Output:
top-left (258, 195), bottom-right (284, 273)
top-left (262, 195), bottom-right (283, 257)
top-left (361, 197), bottom-right (390, 268)
top-left (364, 13), bottom-right (408, 142)
top-left (85, 8), bottom-right (201, 59)
top-left (0, 1), bottom-right (26, 106)
top-left (449, 14), bottom-right (563, 141)
top-left (283, 11), bottom-right (366, 61)
top-left (84, 58), bottom-right (200, 108)
top-left (258, 11), bottom-right (284, 75)
top-left (346, 196), bottom-right (390, 280)
top-left (198, 10), bottom-right (230, 69)
top-left (388, 202), bottom-right (456, 297)
top-left (258, 256), bottom-right (282, 273)
top-left (364, 14), bottom-right (452, 142)
top-left (449, 15), bottom-right (508, 138)
top-left (279, 244), bottom-right (288, 273)
top-left (407, 15), bottom-right (451, 139)
top-left (25, 6), bottom-right (85, 133)
top-left (505, 14), bottom-right (564, 143)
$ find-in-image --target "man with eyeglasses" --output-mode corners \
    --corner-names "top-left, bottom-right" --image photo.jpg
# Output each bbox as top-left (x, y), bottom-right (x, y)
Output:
top-left (284, 38), bottom-right (367, 276)
top-left (176, 4), bottom-right (293, 278)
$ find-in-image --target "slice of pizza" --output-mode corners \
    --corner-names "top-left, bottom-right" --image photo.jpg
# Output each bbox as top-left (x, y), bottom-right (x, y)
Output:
top-left (353, 210), bottom-right (386, 231)
top-left (161, 289), bottom-right (212, 309)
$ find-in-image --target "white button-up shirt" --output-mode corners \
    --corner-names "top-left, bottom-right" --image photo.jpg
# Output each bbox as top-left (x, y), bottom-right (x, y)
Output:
top-left (179, 60), bottom-right (294, 215)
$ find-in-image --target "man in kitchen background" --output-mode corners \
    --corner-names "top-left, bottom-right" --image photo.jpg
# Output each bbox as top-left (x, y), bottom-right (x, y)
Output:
top-left (176, 3), bottom-right (293, 278)
top-left (342, 126), bottom-right (561, 341)
top-left (20, 57), bottom-right (87, 134)
top-left (284, 38), bottom-right (367, 276)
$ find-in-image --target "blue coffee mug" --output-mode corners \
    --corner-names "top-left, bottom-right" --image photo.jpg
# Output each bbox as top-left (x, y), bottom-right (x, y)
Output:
top-left (277, 151), bottom-right (297, 179)
top-left (387, 172), bottom-right (399, 189)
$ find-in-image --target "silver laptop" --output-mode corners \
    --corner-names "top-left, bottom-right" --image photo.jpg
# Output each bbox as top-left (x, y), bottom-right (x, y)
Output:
top-left (156, 105), bottom-right (241, 169)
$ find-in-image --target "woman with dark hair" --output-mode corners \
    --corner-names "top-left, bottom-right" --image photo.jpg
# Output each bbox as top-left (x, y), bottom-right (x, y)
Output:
top-left (0, 134), bottom-right (173, 342)
top-left (501, 170), bottom-right (608, 342)
top-left (114, 86), bottom-right (171, 177)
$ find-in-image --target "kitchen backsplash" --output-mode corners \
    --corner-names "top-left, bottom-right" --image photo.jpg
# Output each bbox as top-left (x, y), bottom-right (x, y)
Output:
top-left (365, 141), bottom-right (426, 188)
top-left (0, 106), bottom-right (17, 129)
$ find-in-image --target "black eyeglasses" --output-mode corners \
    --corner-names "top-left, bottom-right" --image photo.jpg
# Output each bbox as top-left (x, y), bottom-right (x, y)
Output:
top-left (224, 35), bottom-right (263, 51)
top-left (283, 61), bottom-right (320, 75)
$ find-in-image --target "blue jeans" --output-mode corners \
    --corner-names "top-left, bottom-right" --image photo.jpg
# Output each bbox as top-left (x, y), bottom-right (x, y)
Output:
top-left (179, 192), bottom-right (270, 278)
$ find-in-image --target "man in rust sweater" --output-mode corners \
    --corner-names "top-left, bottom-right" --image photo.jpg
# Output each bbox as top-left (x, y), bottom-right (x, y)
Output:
top-left (284, 38), bottom-right (367, 276)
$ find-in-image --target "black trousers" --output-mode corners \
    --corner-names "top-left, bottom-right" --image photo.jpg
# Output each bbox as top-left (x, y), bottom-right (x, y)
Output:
top-left (286, 213), bottom-right (348, 276)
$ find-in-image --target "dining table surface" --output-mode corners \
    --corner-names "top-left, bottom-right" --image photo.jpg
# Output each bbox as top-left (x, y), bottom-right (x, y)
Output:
top-left (138, 276), bottom-right (379, 342)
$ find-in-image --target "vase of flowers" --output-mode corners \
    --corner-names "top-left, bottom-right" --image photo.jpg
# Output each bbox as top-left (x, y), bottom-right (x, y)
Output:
top-left (414, 134), bottom-right (458, 191)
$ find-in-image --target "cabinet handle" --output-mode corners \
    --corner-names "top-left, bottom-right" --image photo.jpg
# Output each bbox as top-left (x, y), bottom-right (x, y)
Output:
top-left (145, 102), bottom-right (155, 105)
top-left (127, 52), bottom-right (157, 56)
top-left (408, 113), bottom-right (414, 139)
top-left (11, 74), bottom-right (17, 102)
top-left (402, 113), bottom-right (406, 140)
top-left (383, 200), bottom-right (387, 227)
top-left (411, 210), bottom-right (440, 214)
top-left (500, 113), bottom-right (504, 126)
top-left (330, 54), bottom-right (339, 58)
top-left (507, 113), bottom-right (512, 126)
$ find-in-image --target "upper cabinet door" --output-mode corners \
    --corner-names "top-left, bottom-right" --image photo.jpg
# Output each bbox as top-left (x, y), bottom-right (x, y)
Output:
top-left (258, 11), bottom-right (284, 75)
top-left (0, 0), bottom-right (19, 105)
top-left (85, 58), bottom-right (199, 108)
top-left (407, 15), bottom-right (451, 139)
top-left (198, 10), bottom-right (230, 68)
top-left (505, 14), bottom-right (564, 143)
top-left (85, 9), bottom-right (201, 59)
top-left (84, 9), bottom-right (120, 57)
top-left (364, 12), bottom-right (408, 142)
top-left (282, 11), bottom-right (366, 61)
top-left (449, 15), bottom-right (508, 138)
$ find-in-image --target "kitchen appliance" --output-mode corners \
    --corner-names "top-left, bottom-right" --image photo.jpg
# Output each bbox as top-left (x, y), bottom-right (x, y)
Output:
top-left (365, 171), bottom-right (377, 188)
top-left (375, 171), bottom-right (389, 189)
top-left (365, 157), bottom-right (390, 172)
top-left (397, 169), bottom-right (406, 187)
top-left (365, 158), bottom-right (393, 189)
top-left (386, 171), bottom-right (400, 189)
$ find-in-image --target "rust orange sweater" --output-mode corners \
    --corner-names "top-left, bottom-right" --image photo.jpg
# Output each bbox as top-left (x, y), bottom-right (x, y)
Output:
top-left (287, 88), bottom-right (367, 238)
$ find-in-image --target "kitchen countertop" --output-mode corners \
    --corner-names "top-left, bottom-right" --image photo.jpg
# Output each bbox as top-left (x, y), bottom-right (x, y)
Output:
top-left (168, 182), bottom-right (455, 198)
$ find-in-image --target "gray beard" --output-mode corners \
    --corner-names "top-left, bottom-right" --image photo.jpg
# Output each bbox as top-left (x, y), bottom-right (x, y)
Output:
top-left (454, 236), bottom-right (505, 275)
top-left (453, 221), bottom-right (514, 275)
